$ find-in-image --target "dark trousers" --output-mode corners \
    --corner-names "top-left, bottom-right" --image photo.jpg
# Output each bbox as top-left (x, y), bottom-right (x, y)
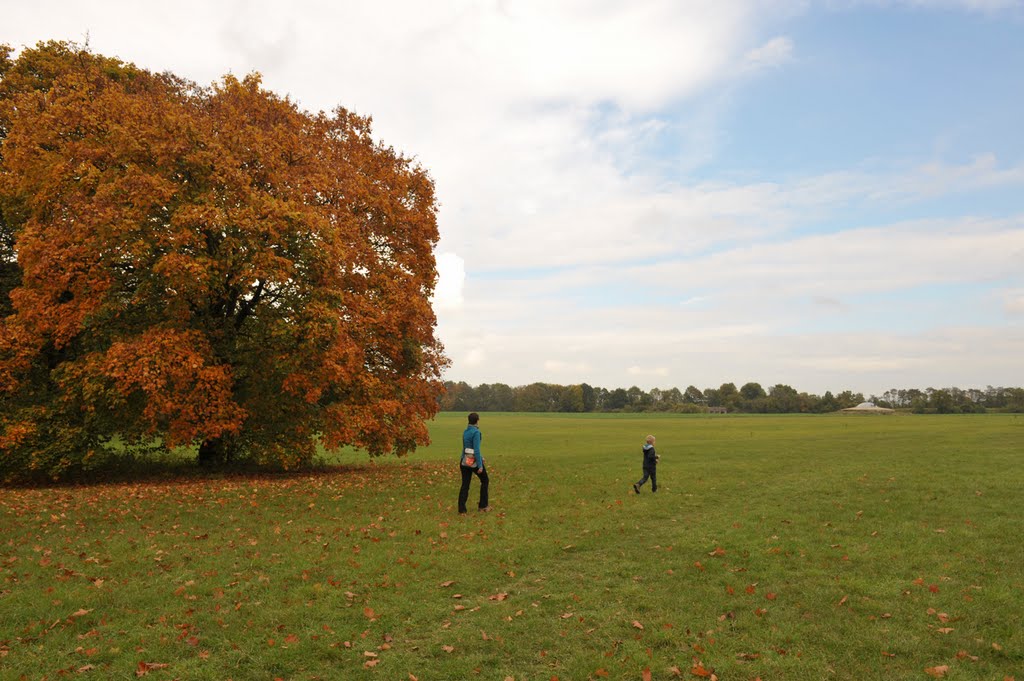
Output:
top-left (458, 464), bottom-right (489, 513)
top-left (636, 466), bottom-right (657, 491)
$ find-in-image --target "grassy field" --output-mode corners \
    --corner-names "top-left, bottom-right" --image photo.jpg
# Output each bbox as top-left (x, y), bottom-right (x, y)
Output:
top-left (1, 412), bottom-right (1021, 680)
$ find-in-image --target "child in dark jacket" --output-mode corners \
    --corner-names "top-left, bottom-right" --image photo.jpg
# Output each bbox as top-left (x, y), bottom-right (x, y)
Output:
top-left (632, 435), bottom-right (659, 493)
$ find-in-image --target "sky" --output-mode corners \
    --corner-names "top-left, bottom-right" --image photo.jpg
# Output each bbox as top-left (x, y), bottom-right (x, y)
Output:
top-left (5, 0), bottom-right (1024, 397)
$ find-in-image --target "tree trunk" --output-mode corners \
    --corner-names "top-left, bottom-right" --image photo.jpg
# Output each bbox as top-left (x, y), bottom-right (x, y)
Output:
top-left (198, 437), bottom-right (234, 466)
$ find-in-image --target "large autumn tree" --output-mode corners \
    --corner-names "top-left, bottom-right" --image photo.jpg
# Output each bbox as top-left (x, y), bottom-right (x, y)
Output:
top-left (0, 42), bottom-right (447, 481)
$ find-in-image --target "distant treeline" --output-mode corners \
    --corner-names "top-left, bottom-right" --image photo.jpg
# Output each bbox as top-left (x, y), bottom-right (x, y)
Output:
top-left (441, 381), bottom-right (1024, 414)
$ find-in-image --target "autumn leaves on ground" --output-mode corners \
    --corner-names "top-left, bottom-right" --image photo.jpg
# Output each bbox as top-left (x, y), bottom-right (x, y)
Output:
top-left (0, 413), bottom-right (1021, 680)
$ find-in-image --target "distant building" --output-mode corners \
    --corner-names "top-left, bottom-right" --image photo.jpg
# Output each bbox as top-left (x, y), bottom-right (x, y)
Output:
top-left (840, 401), bottom-right (894, 414)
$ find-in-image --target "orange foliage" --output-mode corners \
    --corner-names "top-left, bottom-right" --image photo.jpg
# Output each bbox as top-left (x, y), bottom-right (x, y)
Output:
top-left (0, 41), bottom-right (447, 481)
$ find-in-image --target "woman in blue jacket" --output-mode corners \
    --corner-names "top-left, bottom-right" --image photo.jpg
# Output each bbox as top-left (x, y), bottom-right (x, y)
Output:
top-left (458, 412), bottom-right (490, 513)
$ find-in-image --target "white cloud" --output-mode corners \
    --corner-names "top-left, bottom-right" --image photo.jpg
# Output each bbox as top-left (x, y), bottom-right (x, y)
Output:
top-left (432, 252), bottom-right (466, 312)
top-left (743, 36), bottom-right (795, 71)
top-left (544, 359), bottom-right (592, 374)
top-left (628, 366), bottom-right (671, 378)
top-left (1005, 290), bottom-right (1024, 316)
top-left (463, 347), bottom-right (487, 368)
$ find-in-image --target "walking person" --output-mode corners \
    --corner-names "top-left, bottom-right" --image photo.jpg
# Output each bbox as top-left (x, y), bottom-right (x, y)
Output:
top-left (458, 412), bottom-right (490, 513)
top-left (632, 434), bottom-right (659, 493)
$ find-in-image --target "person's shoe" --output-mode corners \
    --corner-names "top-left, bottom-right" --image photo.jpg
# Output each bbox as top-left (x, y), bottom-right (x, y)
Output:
top-left (632, 483), bottom-right (640, 494)
top-left (652, 488), bottom-right (658, 493)
top-left (478, 506), bottom-right (491, 512)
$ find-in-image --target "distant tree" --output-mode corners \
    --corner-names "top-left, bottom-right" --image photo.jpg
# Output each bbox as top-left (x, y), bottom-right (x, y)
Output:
top-left (0, 42), bottom-right (446, 480)
top-left (818, 390), bottom-right (839, 413)
top-left (488, 383), bottom-right (516, 412)
top-left (606, 388), bottom-right (628, 410)
top-left (768, 384), bottom-right (801, 413)
top-left (718, 382), bottom-right (739, 411)
top-left (835, 391), bottom-right (863, 410)
top-left (626, 386), bottom-right (647, 409)
top-left (580, 383), bottom-right (597, 412)
top-left (441, 381), bottom-right (474, 411)
top-left (1005, 387), bottom-right (1024, 412)
top-left (683, 385), bottom-right (704, 404)
top-left (661, 387), bottom-right (683, 407)
top-left (928, 388), bottom-right (956, 414)
top-left (739, 382), bottom-right (766, 412)
top-left (558, 384), bottom-right (585, 413)
top-left (740, 382), bottom-right (766, 401)
top-left (515, 383), bottom-right (557, 412)
top-left (984, 386), bottom-right (1007, 409)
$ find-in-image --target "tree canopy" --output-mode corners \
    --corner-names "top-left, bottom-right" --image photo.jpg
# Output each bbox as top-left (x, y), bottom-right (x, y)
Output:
top-left (0, 42), bottom-right (447, 481)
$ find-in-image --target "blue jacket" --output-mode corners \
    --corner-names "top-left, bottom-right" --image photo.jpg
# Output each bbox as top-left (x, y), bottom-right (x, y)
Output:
top-left (462, 425), bottom-right (483, 469)
top-left (642, 443), bottom-right (657, 468)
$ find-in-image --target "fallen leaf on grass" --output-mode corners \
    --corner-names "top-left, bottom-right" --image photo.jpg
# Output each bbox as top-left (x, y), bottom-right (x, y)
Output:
top-left (364, 659), bottom-right (379, 668)
top-left (838, 595), bottom-right (848, 607)
top-left (936, 627), bottom-right (954, 634)
top-left (691, 662), bottom-right (713, 677)
top-left (955, 650), bottom-right (978, 661)
top-left (489, 592), bottom-right (509, 601)
top-left (632, 620), bottom-right (644, 630)
top-left (442, 645), bottom-right (454, 653)
top-left (642, 666), bottom-right (652, 681)
top-left (440, 581), bottom-right (455, 588)
top-left (594, 669), bottom-right (609, 677)
top-left (363, 607), bottom-right (379, 621)
top-left (135, 662), bottom-right (169, 676)
top-left (708, 547), bottom-right (726, 557)
top-left (924, 665), bottom-right (949, 678)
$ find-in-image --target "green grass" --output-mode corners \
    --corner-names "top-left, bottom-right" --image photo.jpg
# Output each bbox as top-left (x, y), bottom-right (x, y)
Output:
top-left (1, 413), bottom-right (1022, 680)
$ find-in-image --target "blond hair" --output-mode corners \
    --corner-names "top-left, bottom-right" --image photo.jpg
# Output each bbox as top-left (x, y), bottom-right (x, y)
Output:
top-left (645, 435), bottom-right (655, 444)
